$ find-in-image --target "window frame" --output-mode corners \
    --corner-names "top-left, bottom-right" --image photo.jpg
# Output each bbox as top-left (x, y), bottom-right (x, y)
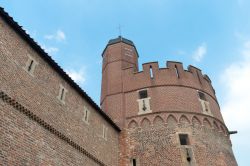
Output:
top-left (179, 133), bottom-right (190, 145)
top-left (83, 106), bottom-right (90, 124)
top-left (138, 89), bottom-right (148, 99)
top-left (24, 55), bottom-right (38, 76)
top-left (57, 84), bottom-right (67, 104)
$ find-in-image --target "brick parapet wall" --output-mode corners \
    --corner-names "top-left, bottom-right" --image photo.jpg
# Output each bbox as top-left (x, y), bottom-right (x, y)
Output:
top-left (122, 61), bottom-right (215, 99)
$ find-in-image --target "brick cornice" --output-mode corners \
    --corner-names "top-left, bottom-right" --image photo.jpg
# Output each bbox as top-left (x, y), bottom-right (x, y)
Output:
top-left (126, 110), bottom-right (228, 132)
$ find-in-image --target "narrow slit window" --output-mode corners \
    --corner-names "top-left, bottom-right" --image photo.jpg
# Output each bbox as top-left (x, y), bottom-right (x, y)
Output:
top-left (24, 56), bottom-right (37, 75)
top-left (60, 88), bottom-right (65, 100)
top-left (132, 159), bottom-right (137, 166)
top-left (174, 65), bottom-right (180, 78)
top-left (57, 85), bottom-right (67, 103)
top-left (103, 125), bottom-right (108, 140)
top-left (139, 90), bottom-right (148, 99)
top-left (198, 91), bottom-right (206, 101)
top-left (204, 102), bottom-right (209, 112)
top-left (28, 60), bottom-right (34, 72)
top-left (149, 66), bottom-right (154, 78)
top-left (179, 134), bottom-right (189, 145)
top-left (83, 107), bottom-right (90, 123)
top-left (85, 110), bottom-right (88, 121)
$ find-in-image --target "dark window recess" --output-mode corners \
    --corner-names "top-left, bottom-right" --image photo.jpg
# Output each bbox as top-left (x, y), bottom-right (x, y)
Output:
top-left (198, 91), bottom-right (206, 101)
top-left (175, 65), bottom-right (180, 78)
top-left (149, 66), bottom-right (154, 78)
top-left (85, 110), bottom-right (88, 121)
top-left (179, 134), bottom-right (189, 145)
top-left (60, 88), bottom-right (65, 100)
top-left (204, 103), bottom-right (209, 112)
top-left (139, 90), bottom-right (148, 99)
top-left (132, 159), bottom-right (136, 166)
top-left (186, 148), bottom-right (192, 162)
top-left (28, 60), bottom-right (34, 72)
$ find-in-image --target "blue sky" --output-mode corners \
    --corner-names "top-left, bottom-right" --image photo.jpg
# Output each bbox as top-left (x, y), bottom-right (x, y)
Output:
top-left (1, 0), bottom-right (250, 165)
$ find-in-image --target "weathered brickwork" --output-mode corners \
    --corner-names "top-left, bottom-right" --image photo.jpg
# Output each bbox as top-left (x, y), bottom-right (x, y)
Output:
top-left (123, 112), bottom-right (236, 166)
top-left (101, 37), bottom-right (237, 165)
top-left (0, 8), bottom-right (119, 166)
top-left (0, 92), bottom-right (102, 166)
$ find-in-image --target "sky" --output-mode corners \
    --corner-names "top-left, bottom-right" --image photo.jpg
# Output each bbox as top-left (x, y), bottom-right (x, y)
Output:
top-left (1, 0), bottom-right (249, 165)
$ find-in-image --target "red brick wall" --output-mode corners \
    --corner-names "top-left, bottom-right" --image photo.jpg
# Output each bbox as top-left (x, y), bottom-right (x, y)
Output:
top-left (124, 86), bottom-right (223, 121)
top-left (0, 99), bottom-right (100, 166)
top-left (101, 41), bottom-right (237, 165)
top-left (101, 42), bottom-right (138, 127)
top-left (122, 112), bottom-right (237, 166)
top-left (0, 16), bottom-right (119, 166)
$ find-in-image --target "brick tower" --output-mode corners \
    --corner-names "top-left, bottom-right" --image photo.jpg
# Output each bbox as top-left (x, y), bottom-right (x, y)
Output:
top-left (101, 36), bottom-right (237, 166)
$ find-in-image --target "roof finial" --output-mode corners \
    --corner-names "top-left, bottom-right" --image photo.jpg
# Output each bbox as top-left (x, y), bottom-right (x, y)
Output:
top-left (117, 24), bottom-right (122, 37)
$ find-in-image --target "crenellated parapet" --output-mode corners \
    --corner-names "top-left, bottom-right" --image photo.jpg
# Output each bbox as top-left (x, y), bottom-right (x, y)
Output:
top-left (123, 61), bottom-right (215, 98)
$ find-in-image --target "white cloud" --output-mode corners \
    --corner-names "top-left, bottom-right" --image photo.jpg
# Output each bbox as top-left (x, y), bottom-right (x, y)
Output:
top-left (41, 45), bottom-right (59, 55)
top-left (66, 68), bottom-right (86, 84)
top-left (45, 30), bottom-right (66, 42)
top-left (192, 43), bottom-right (207, 62)
top-left (220, 40), bottom-right (250, 148)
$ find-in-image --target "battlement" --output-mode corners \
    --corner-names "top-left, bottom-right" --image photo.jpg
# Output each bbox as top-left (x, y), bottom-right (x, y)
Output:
top-left (122, 61), bottom-right (215, 97)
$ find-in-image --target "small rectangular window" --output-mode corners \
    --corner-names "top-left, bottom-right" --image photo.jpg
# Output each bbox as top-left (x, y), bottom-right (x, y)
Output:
top-left (132, 159), bottom-right (136, 166)
top-left (57, 85), bottom-right (67, 104)
top-left (204, 102), bottom-right (209, 112)
top-left (179, 134), bottom-right (189, 145)
top-left (198, 91), bottom-right (206, 101)
top-left (103, 125), bottom-right (108, 140)
top-left (149, 66), bottom-right (154, 78)
top-left (139, 90), bottom-right (148, 99)
top-left (28, 60), bottom-right (34, 72)
top-left (83, 106), bottom-right (90, 124)
top-left (175, 65), bottom-right (180, 78)
top-left (60, 88), bottom-right (65, 100)
top-left (24, 55), bottom-right (37, 76)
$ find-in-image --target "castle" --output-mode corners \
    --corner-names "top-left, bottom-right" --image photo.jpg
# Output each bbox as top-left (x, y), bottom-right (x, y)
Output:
top-left (0, 7), bottom-right (237, 166)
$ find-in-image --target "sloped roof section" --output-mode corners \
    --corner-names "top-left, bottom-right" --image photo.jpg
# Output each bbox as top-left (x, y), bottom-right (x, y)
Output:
top-left (108, 36), bottom-right (135, 46)
top-left (0, 7), bottom-right (120, 132)
top-left (102, 36), bottom-right (139, 57)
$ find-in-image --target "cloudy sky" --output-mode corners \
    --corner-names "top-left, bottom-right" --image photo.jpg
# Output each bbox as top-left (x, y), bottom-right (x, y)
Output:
top-left (1, 0), bottom-right (249, 165)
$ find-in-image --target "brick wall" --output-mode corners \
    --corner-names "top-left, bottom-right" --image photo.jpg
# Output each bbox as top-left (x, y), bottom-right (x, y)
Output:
top-left (0, 97), bottom-right (100, 166)
top-left (121, 112), bottom-right (237, 166)
top-left (0, 14), bottom-right (119, 166)
top-left (124, 86), bottom-right (223, 121)
top-left (101, 40), bottom-right (237, 166)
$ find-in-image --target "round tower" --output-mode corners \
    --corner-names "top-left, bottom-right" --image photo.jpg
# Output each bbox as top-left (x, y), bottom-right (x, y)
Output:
top-left (101, 36), bottom-right (139, 127)
top-left (101, 36), bottom-right (237, 166)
